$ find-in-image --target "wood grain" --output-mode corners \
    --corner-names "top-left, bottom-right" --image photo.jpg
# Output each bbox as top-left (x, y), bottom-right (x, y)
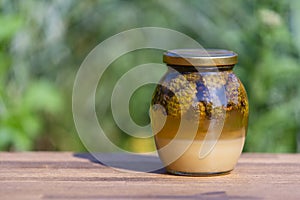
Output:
top-left (0, 152), bottom-right (299, 200)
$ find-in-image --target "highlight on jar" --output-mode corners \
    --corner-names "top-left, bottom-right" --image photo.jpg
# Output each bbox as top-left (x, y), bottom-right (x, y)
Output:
top-left (150, 49), bottom-right (249, 176)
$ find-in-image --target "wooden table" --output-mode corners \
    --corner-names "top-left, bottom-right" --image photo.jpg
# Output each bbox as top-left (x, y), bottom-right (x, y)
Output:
top-left (1, 152), bottom-right (299, 199)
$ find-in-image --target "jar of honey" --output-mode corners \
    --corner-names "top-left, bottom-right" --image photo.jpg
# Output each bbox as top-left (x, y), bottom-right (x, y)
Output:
top-left (150, 49), bottom-right (248, 175)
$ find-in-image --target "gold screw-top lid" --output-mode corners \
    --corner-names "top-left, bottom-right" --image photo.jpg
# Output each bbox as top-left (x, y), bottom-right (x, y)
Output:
top-left (163, 49), bottom-right (238, 67)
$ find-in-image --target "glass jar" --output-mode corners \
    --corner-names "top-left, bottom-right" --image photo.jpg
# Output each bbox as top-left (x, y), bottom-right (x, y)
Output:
top-left (150, 49), bottom-right (248, 176)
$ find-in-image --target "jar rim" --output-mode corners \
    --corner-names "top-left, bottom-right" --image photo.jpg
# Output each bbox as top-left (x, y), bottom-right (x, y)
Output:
top-left (163, 49), bottom-right (238, 67)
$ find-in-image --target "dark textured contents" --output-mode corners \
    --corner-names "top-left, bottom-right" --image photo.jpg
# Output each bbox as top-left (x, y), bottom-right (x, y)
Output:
top-left (152, 69), bottom-right (248, 121)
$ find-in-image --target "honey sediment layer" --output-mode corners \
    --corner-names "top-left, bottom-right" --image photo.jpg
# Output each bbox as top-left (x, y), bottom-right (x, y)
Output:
top-left (156, 137), bottom-right (245, 173)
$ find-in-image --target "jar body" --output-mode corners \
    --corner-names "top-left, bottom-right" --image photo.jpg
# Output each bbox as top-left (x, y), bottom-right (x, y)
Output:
top-left (150, 66), bottom-right (248, 175)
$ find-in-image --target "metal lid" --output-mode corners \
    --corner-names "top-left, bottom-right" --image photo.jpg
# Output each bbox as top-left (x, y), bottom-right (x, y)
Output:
top-left (163, 49), bottom-right (238, 66)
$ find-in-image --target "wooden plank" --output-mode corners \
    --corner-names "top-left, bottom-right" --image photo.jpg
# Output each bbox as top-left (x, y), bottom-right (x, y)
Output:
top-left (0, 152), bottom-right (299, 200)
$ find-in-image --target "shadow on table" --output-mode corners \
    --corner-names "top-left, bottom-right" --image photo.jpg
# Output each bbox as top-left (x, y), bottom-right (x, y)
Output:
top-left (73, 152), bottom-right (166, 174)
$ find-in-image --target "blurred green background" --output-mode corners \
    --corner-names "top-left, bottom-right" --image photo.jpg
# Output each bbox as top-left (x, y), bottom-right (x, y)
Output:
top-left (1, 0), bottom-right (300, 152)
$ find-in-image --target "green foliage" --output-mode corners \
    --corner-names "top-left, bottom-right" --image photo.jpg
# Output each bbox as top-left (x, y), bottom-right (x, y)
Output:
top-left (0, 80), bottom-right (63, 150)
top-left (0, 0), bottom-right (299, 152)
top-left (0, 2), bottom-right (64, 150)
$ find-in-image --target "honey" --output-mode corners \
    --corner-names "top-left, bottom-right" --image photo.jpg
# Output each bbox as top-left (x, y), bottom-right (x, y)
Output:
top-left (150, 49), bottom-right (249, 175)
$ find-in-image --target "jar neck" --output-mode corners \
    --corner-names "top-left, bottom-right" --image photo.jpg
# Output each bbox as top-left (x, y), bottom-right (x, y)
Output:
top-left (167, 65), bottom-right (234, 72)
